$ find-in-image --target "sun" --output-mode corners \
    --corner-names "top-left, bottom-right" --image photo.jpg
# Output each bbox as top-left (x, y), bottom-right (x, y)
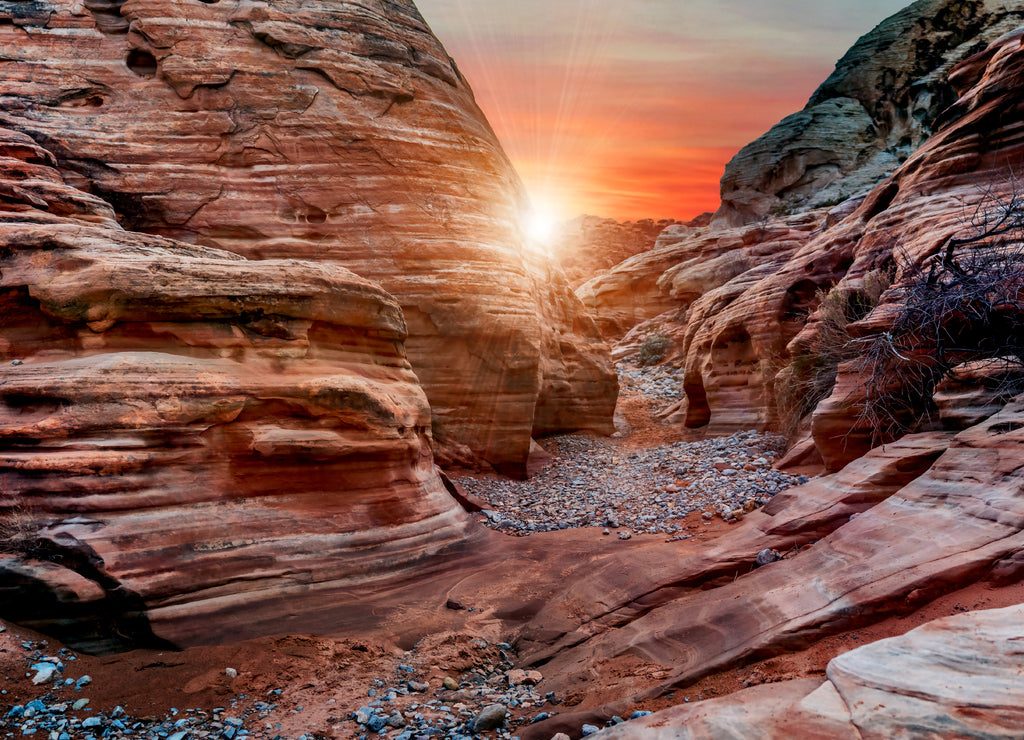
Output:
top-left (524, 204), bottom-right (559, 247)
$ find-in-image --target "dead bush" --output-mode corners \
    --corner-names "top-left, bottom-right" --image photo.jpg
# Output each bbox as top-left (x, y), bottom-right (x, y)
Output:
top-left (776, 269), bottom-right (892, 435)
top-left (0, 502), bottom-right (42, 558)
top-left (851, 178), bottom-right (1024, 441)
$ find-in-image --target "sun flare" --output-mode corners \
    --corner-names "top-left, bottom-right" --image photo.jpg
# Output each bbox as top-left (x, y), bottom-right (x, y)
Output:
top-left (525, 205), bottom-right (559, 246)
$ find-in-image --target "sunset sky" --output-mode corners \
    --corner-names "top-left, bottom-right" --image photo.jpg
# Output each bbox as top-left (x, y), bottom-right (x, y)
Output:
top-left (416, 0), bottom-right (912, 222)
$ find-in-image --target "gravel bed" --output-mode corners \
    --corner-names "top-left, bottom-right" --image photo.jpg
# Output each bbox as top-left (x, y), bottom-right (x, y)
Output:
top-left (0, 635), bottom-right (307, 740)
top-left (458, 431), bottom-right (808, 537)
top-left (339, 637), bottom-right (653, 740)
top-left (617, 362), bottom-right (683, 411)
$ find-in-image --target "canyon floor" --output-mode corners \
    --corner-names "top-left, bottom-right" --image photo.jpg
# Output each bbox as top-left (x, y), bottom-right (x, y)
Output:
top-left (4, 360), bottom-right (1023, 740)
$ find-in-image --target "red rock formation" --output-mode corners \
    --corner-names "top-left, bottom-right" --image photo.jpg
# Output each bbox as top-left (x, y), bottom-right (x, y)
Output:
top-left (715, 0), bottom-right (1024, 226)
top-left (0, 0), bottom-right (616, 475)
top-left (576, 211), bottom-right (827, 341)
top-left (522, 397), bottom-right (1024, 734)
top-left (590, 604), bottom-right (1024, 739)
top-left (553, 216), bottom-right (684, 289)
top-left (809, 26), bottom-right (1024, 468)
top-left (589, 22), bottom-right (1024, 466)
top-left (0, 126), bottom-right (478, 651)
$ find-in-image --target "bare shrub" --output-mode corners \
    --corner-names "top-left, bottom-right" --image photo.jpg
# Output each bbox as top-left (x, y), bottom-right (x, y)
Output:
top-left (850, 177), bottom-right (1024, 441)
top-left (776, 269), bottom-right (892, 435)
top-left (0, 501), bottom-right (42, 557)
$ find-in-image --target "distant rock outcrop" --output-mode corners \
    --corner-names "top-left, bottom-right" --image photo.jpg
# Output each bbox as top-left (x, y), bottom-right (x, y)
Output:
top-left (578, 8), bottom-right (1024, 466)
top-left (0, 126), bottom-right (477, 651)
top-left (714, 0), bottom-right (1024, 226)
top-left (553, 216), bottom-right (686, 289)
top-left (0, 0), bottom-right (616, 475)
top-left (577, 209), bottom-right (830, 341)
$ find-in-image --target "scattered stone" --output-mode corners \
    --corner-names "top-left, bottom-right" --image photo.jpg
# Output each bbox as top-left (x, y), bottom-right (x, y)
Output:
top-left (457, 417), bottom-right (804, 538)
top-left (445, 598), bottom-right (467, 611)
top-left (31, 664), bottom-right (57, 684)
top-left (618, 531), bottom-right (632, 540)
top-left (472, 704), bottom-right (508, 732)
top-left (756, 549), bottom-right (782, 567)
top-left (225, 667), bottom-right (238, 678)
top-left (443, 676), bottom-right (459, 691)
top-left (581, 724), bottom-right (601, 736)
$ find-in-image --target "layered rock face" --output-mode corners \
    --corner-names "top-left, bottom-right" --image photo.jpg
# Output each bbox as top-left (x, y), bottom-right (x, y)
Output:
top-left (714, 0), bottom-right (1024, 226)
top-left (593, 605), bottom-right (1024, 739)
top-left (0, 0), bottom-right (616, 474)
top-left (553, 216), bottom-right (685, 289)
top-left (0, 126), bottom-right (477, 651)
top-left (582, 15), bottom-right (1024, 461)
top-left (522, 396), bottom-right (1024, 737)
top-left (577, 206), bottom-right (831, 354)
top-left (808, 25), bottom-right (1024, 468)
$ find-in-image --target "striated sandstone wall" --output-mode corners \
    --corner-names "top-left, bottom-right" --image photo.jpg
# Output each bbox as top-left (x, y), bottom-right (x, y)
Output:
top-left (553, 216), bottom-right (687, 290)
top-left (0, 126), bottom-right (479, 651)
top-left (0, 0), bottom-right (616, 474)
top-left (589, 604), bottom-right (1024, 739)
top-left (580, 14), bottom-right (1024, 471)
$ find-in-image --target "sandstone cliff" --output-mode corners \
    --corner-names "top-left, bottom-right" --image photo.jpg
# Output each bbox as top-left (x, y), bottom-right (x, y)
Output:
top-left (581, 5), bottom-right (1024, 468)
top-left (715, 0), bottom-right (1024, 226)
top-left (0, 0), bottom-right (616, 475)
top-left (591, 604), bottom-right (1024, 739)
top-left (0, 126), bottom-right (478, 651)
top-left (553, 216), bottom-right (686, 289)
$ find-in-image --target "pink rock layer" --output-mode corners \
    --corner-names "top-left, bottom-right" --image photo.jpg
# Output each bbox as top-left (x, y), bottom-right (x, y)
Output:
top-left (591, 604), bottom-right (1024, 739)
top-left (0, 0), bottom-right (616, 475)
top-left (0, 126), bottom-right (478, 651)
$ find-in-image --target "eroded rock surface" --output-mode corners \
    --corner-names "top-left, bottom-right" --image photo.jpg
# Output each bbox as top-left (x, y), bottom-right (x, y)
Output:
top-left (0, 127), bottom-right (478, 651)
top-left (553, 216), bottom-right (686, 289)
top-left (591, 604), bottom-right (1024, 739)
top-left (584, 20), bottom-right (1024, 461)
top-left (0, 0), bottom-right (616, 474)
top-left (577, 210), bottom-right (828, 341)
top-left (522, 397), bottom-right (1024, 731)
top-left (715, 0), bottom-right (1024, 226)
top-left (809, 25), bottom-right (1024, 468)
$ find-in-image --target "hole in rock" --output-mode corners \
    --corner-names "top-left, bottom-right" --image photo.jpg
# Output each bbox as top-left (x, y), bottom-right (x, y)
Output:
top-left (126, 49), bottom-right (158, 77)
top-left (1, 394), bottom-right (64, 414)
top-left (780, 279), bottom-right (821, 323)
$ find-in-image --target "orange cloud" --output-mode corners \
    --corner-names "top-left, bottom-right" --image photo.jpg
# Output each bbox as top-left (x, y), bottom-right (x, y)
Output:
top-left (417, 0), bottom-right (911, 220)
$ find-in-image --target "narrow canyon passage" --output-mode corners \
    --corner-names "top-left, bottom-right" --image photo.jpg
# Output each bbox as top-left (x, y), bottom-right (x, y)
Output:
top-left (6, 357), bottom-right (1024, 740)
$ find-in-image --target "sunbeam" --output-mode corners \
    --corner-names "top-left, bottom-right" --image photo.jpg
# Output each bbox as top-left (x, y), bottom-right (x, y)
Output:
top-left (415, 0), bottom-right (912, 220)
